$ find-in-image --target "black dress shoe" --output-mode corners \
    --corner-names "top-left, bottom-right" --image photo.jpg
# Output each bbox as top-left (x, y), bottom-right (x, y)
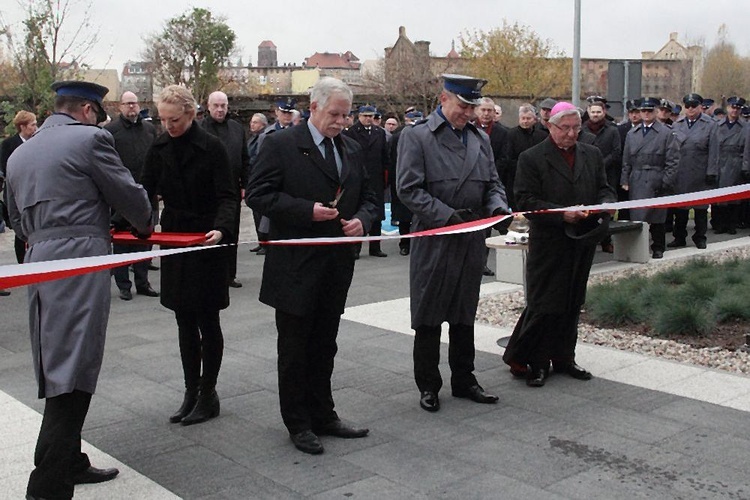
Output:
top-left (727, 228), bottom-right (737, 235)
top-left (452, 384), bottom-right (499, 404)
top-left (0, 289), bottom-right (10, 296)
top-left (482, 266), bottom-right (495, 277)
top-left (652, 250), bottom-right (664, 259)
top-left (526, 368), bottom-right (547, 387)
top-left (72, 466), bottom-right (119, 484)
top-left (290, 430), bottom-right (324, 455)
top-left (714, 228), bottom-right (727, 234)
top-left (228, 278), bottom-right (242, 288)
top-left (369, 250), bottom-right (388, 257)
top-left (181, 389), bottom-right (219, 426)
top-left (419, 391), bottom-right (440, 412)
top-left (119, 288), bottom-right (133, 301)
top-left (169, 389), bottom-right (198, 423)
top-left (256, 247), bottom-right (267, 255)
top-left (554, 362), bottom-right (593, 380)
top-left (312, 420), bottom-right (369, 438)
top-left (695, 240), bottom-right (707, 249)
top-left (148, 263), bottom-right (160, 271)
top-left (249, 245), bottom-right (262, 252)
top-left (667, 239), bottom-right (686, 248)
top-left (136, 285), bottom-right (159, 297)
top-left (399, 247), bottom-right (410, 256)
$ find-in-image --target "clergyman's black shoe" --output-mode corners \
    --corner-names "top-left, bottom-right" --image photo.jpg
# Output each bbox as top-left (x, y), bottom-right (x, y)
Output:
top-left (452, 384), bottom-right (499, 404)
top-left (526, 368), bottom-right (547, 387)
top-left (290, 430), bottom-right (324, 455)
top-left (419, 391), bottom-right (440, 412)
top-left (72, 466), bottom-right (119, 484)
top-left (136, 285), bottom-right (159, 297)
top-left (312, 420), bottom-right (369, 438)
top-left (554, 362), bottom-right (593, 381)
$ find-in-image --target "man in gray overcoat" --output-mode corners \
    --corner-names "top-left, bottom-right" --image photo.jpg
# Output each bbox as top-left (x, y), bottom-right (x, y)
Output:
top-left (708, 96), bottom-right (748, 234)
top-left (670, 93), bottom-right (718, 249)
top-left (6, 81), bottom-right (153, 500)
top-left (621, 97), bottom-right (680, 259)
top-left (397, 74), bottom-right (510, 413)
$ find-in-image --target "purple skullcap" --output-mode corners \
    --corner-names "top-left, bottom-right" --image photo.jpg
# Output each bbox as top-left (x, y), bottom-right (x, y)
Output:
top-left (550, 101), bottom-right (577, 118)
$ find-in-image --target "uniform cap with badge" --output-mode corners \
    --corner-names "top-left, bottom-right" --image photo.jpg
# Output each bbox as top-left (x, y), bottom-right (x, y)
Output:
top-left (441, 74), bottom-right (487, 105)
top-left (51, 80), bottom-right (109, 123)
top-left (276, 97), bottom-right (296, 112)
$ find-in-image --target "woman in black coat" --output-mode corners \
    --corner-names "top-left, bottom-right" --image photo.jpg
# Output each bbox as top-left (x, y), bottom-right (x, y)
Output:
top-left (141, 85), bottom-right (237, 425)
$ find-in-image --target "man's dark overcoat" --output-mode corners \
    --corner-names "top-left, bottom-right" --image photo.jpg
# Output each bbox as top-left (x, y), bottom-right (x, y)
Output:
top-left (709, 118), bottom-right (748, 190)
top-left (344, 120), bottom-right (389, 219)
top-left (620, 121), bottom-right (679, 223)
top-left (672, 114), bottom-right (718, 208)
top-left (396, 112), bottom-right (509, 329)
top-left (140, 122), bottom-right (237, 312)
top-left (246, 122), bottom-right (378, 317)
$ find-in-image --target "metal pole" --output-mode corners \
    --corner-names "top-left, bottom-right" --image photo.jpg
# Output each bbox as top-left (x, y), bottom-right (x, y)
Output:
top-left (623, 60), bottom-right (630, 115)
top-left (572, 0), bottom-right (581, 106)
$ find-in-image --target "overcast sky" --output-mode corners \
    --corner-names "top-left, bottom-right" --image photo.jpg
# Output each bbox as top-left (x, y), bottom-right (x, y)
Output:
top-left (2, 0), bottom-right (748, 74)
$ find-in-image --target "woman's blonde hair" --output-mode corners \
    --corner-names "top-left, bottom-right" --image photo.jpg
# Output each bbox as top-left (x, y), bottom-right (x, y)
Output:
top-left (157, 85), bottom-right (197, 115)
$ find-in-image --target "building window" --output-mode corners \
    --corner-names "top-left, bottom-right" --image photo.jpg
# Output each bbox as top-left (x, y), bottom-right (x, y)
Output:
top-left (259, 76), bottom-right (267, 84)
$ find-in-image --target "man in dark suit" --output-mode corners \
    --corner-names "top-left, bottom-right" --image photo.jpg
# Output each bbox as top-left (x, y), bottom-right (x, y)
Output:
top-left (201, 91), bottom-right (250, 288)
top-left (1, 110), bottom-right (37, 270)
top-left (503, 102), bottom-right (616, 387)
top-left (344, 104), bottom-right (389, 258)
top-left (247, 77), bottom-right (378, 455)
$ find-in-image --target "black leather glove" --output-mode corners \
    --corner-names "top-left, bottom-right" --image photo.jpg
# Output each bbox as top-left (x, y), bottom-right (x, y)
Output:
top-left (742, 172), bottom-right (750, 182)
top-left (491, 208), bottom-right (513, 231)
top-left (706, 174), bottom-right (718, 186)
top-left (130, 226), bottom-right (152, 240)
top-left (448, 208), bottom-right (483, 226)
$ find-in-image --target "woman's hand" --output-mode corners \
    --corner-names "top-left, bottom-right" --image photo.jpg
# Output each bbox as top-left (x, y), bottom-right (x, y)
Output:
top-left (204, 230), bottom-right (223, 245)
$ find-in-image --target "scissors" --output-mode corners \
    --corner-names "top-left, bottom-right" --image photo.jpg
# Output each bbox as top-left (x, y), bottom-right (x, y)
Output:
top-left (330, 187), bottom-right (344, 208)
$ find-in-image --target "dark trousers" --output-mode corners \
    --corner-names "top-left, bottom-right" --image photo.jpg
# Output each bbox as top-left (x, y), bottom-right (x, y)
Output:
top-left (175, 309), bottom-right (224, 391)
top-left (112, 243), bottom-right (150, 291)
top-left (713, 204), bottom-right (740, 232)
top-left (673, 208), bottom-right (707, 244)
top-left (27, 390), bottom-right (92, 500)
top-left (275, 309), bottom-right (340, 434)
top-left (398, 219), bottom-right (411, 251)
top-left (413, 323), bottom-right (477, 393)
top-left (616, 186), bottom-right (630, 221)
top-left (15, 235), bottom-right (26, 263)
top-left (650, 222), bottom-right (666, 252)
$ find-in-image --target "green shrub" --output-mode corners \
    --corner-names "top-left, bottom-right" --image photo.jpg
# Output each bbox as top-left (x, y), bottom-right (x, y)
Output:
top-left (677, 280), bottom-right (718, 306)
top-left (713, 293), bottom-right (750, 323)
top-left (586, 282), bottom-right (643, 326)
top-left (656, 267), bottom-right (688, 286)
top-left (653, 302), bottom-right (715, 336)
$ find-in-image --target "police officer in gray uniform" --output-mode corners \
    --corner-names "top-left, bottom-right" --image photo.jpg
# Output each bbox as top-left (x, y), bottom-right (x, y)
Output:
top-left (7, 81), bottom-right (153, 500)
top-left (669, 93), bottom-right (718, 249)
top-left (621, 97), bottom-right (680, 259)
top-left (397, 74), bottom-right (510, 412)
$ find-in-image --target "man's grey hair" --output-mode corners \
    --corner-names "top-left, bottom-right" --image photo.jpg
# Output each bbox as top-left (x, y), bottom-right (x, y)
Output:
top-left (548, 108), bottom-right (581, 126)
top-left (518, 104), bottom-right (536, 116)
top-left (479, 97), bottom-right (495, 106)
top-left (310, 77), bottom-right (352, 109)
top-left (252, 112), bottom-right (268, 125)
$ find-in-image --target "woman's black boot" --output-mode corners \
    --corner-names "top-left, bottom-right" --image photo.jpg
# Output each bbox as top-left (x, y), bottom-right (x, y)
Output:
top-left (169, 389), bottom-right (198, 423)
top-left (181, 389), bottom-right (220, 426)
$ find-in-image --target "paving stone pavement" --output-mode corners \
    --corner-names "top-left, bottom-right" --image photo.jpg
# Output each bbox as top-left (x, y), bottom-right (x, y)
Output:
top-left (2, 208), bottom-right (750, 499)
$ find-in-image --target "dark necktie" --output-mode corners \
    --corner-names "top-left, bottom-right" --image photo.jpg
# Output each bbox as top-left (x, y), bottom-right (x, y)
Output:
top-left (643, 126), bottom-right (650, 136)
top-left (688, 120), bottom-right (695, 129)
top-left (323, 137), bottom-right (338, 175)
top-left (365, 127), bottom-right (371, 135)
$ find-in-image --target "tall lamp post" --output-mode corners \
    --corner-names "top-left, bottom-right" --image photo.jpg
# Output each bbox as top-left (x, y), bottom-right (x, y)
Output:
top-left (572, 0), bottom-right (581, 106)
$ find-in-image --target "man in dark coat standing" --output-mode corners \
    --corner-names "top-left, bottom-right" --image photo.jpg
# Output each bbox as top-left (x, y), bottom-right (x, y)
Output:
top-left (200, 91), bottom-right (249, 288)
top-left (105, 91), bottom-right (159, 300)
top-left (397, 74), bottom-right (510, 413)
top-left (502, 102), bottom-right (616, 388)
top-left (247, 77), bottom-right (378, 455)
top-left (503, 104), bottom-right (548, 210)
top-left (344, 104), bottom-right (389, 258)
top-left (7, 81), bottom-right (153, 500)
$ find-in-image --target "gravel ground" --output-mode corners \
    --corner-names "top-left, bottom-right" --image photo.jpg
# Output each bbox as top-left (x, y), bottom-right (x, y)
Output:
top-left (476, 245), bottom-right (750, 376)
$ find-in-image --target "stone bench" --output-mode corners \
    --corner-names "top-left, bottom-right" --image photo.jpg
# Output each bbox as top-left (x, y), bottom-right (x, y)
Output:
top-left (485, 220), bottom-right (650, 285)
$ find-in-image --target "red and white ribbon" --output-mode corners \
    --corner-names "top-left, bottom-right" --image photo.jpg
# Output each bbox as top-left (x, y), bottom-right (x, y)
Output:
top-left (2, 184), bottom-right (750, 289)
